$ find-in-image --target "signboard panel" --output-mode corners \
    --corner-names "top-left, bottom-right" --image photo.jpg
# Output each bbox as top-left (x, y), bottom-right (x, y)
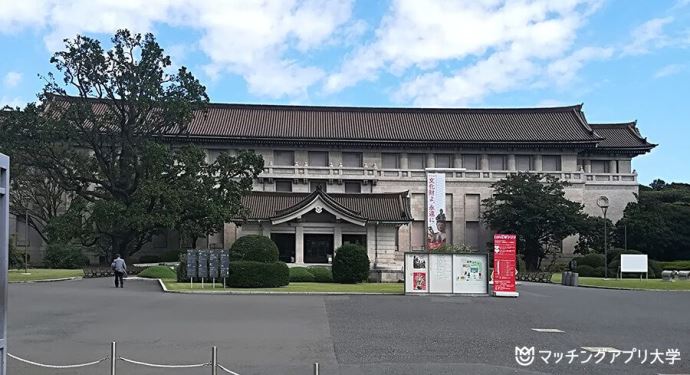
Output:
top-left (621, 254), bottom-right (648, 273)
top-left (405, 253), bottom-right (429, 293)
top-left (186, 250), bottom-right (197, 279)
top-left (426, 173), bottom-right (447, 250)
top-left (220, 251), bottom-right (230, 278)
top-left (493, 234), bottom-right (518, 297)
top-left (428, 254), bottom-right (453, 293)
top-left (197, 250), bottom-right (209, 279)
top-left (452, 254), bottom-right (488, 294)
top-left (209, 251), bottom-right (219, 279)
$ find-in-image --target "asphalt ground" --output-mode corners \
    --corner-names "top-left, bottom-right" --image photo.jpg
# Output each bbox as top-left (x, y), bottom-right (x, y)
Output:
top-left (6, 278), bottom-right (690, 375)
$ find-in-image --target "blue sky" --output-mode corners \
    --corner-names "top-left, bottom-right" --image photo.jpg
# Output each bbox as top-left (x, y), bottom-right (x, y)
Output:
top-left (1, 0), bottom-right (688, 184)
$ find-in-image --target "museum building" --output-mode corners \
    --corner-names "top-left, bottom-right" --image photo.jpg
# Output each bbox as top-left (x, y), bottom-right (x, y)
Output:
top-left (10, 102), bottom-right (656, 271)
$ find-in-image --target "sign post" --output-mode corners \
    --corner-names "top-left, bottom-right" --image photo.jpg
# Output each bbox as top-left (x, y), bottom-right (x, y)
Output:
top-left (1, 153), bottom-right (9, 375)
top-left (493, 234), bottom-right (519, 297)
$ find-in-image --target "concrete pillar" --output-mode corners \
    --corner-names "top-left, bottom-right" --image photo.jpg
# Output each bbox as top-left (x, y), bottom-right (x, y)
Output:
top-left (584, 159), bottom-right (592, 173)
top-left (534, 154), bottom-right (543, 171)
top-left (334, 225), bottom-right (342, 252)
top-left (400, 153), bottom-right (408, 169)
top-left (260, 222), bottom-right (272, 237)
top-left (295, 225), bottom-right (304, 263)
top-left (609, 160), bottom-right (617, 173)
top-left (367, 224), bottom-right (377, 265)
top-left (223, 223), bottom-right (235, 249)
top-left (507, 154), bottom-right (516, 170)
top-left (480, 154), bottom-right (489, 170)
top-left (454, 154), bottom-right (463, 169)
top-left (426, 153), bottom-right (434, 169)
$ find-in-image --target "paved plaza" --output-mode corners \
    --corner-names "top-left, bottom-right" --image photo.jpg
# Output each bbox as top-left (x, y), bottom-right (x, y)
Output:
top-left (6, 278), bottom-right (690, 375)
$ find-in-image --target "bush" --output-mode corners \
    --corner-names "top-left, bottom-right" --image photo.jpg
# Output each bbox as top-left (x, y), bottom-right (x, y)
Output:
top-left (138, 255), bottom-right (161, 263)
top-left (227, 261), bottom-right (289, 288)
top-left (230, 235), bottom-right (279, 263)
top-left (43, 243), bottom-right (90, 269)
top-left (576, 264), bottom-right (595, 277)
top-left (648, 260), bottom-right (662, 279)
top-left (658, 260), bottom-right (690, 270)
top-left (606, 248), bottom-right (642, 266)
top-left (592, 266), bottom-right (605, 277)
top-left (139, 265), bottom-right (177, 279)
top-left (8, 235), bottom-right (25, 269)
top-left (289, 267), bottom-right (315, 282)
top-left (307, 266), bottom-right (333, 282)
top-left (176, 259), bottom-right (187, 282)
top-left (574, 254), bottom-right (605, 268)
top-left (160, 249), bottom-right (182, 263)
top-left (332, 244), bottom-right (369, 284)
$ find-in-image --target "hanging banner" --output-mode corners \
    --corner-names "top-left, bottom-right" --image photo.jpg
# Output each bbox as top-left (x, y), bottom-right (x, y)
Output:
top-left (493, 234), bottom-right (519, 297)
top-left (426, 173), bottom-right (447, 251)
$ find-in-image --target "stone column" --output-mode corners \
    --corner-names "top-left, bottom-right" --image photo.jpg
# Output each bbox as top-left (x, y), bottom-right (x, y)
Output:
top-left (400, 153), bottom-right (408, 169)
top-left (609, 160), bottom-right (618, 174)
top-left (223, 222), bottom-right (236, 249)
top-left (534, 154), bottom-right (543, 171)
top-left (295, 225), bottom-right (304, 264)
top-left (334, 225), bottom-right (342, 252)
top-left (426, 153), bottom-right (434, 169)
top-left (507, 154), bottom-right (516, 170)
top-left (454, 154), bottom-right (463, 169)
top-left (584, 159), bottom-right (592, 173)
top-left (480, 154), bottom-right (489, 170)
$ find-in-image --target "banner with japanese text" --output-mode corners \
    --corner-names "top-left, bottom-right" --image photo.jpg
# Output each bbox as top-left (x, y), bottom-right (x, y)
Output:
top-left (493, 234), bottom-right (518, 297)
top-left (426, 173), bottom-right (447, 250)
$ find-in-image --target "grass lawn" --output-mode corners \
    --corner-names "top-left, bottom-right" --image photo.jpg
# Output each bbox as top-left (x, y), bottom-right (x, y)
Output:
top-left (162, 279), bottom-right (404, 294)
top-left (551, 273), bottom-right (690, 291)
top-left (8, 268), bottom-right (84, 282)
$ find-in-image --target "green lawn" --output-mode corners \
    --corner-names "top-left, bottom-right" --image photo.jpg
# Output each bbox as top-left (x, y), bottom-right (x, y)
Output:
top-left (162, 279), bottom-right (404, 294)
top-left (551, 273), bottom-right (690, 291)
top-left (8, 268), bottom-right (84, 282)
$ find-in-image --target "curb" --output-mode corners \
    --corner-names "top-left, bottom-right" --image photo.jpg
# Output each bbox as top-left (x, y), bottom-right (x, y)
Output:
top-left (9, 276), bottom-right (82, 284)
top-left (577, 284), bottom-right (690, 292)
top-left (156, 279), bottom-right (402, 295)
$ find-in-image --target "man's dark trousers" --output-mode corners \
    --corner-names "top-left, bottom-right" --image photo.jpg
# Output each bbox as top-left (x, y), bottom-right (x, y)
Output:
top-left (114, 271), bottom-right (124, 288)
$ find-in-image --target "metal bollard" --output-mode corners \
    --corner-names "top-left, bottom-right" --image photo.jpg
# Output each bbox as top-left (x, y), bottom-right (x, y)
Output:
top-left (211, 346), bottom-right (217, 375)
top-left (313, 362), bottom-right (319, 375)
top-left (110, 342), bottom-right (117, 375)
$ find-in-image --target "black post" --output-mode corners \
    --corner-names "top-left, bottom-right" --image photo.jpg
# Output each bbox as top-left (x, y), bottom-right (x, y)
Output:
top-left (603, 210), bottom-right (608, 279)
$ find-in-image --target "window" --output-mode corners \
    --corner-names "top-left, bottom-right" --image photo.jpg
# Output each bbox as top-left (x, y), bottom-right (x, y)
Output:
top-left (382, 153), bottom-right (400, 169)
top-left (344, 181), bottom-right (361, 193)
top-left (308, 151), bottom-right (329, 167)
top-left (434, 154), bottom-right (453, 168)
top-left (542, 155), bottom-right (562, 171)
top-left (275, 180), bottom-right (292, 192)
top-left (488, 155), bottom-right (507, 170)
top-left (274, 150), bottom-right (294, 166)
top-left (310, 180), bottom-right (327, 192)
top-left (342, 234), bottom-right (366, 247)
top-left (591, 160), bottom-right (610, 173)
top-left (342, 152), bottom-right (362, 167)
top-left (462, 154), bottom-right (480, 170)
top-left (516, 155), bottom-right (534, 171)
top-left (408, 153), bottom-right (426, 169)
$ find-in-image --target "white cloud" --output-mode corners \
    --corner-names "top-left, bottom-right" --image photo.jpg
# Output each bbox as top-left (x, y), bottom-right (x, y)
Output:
top-left (654, 64), bottom-right (686, 78)
top-left (0, 96), bottom-right (26, 108)
top-left (547, 47), bottom-right (613, 85)
top-left (3, 71), bottom-right (22, 88)
top-left (623, 17), bottom-right (674, 56)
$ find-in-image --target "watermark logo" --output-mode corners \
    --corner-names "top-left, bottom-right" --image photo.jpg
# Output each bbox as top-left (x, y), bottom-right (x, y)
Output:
top-left (515, 346), bottom-right (535, 366)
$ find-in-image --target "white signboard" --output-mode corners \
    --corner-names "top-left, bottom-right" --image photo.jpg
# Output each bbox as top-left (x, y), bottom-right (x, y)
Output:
top-left (621, 254), bottom-right (648, 273)
top-left (426, 173), bottom-right (447, 250)
top-left (405, 254), bottom-right (428, 293)
top-left (429, 254), bottom-right (453, 293)
top-left (453, 254), bottom-right (488, 294)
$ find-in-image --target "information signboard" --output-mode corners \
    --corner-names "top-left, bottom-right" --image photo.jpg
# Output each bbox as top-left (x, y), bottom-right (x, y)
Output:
top-left (186, 249), bottom-right (197, 279)
top-left (405, 253), bottom-right (429, 293)
top-left (493, 234), bottom-right (518, 297)
top-left (621, 254), bottom-right (648, 273)
top-left (220, 251), bottom-right (230, 278)
top-left (209, 251), bottom-right (219, 279)
top-left (429, 254), bottom-right (452, 293)
top-left (197, 250), bottom-right (209, 279)
top-left (405, 252), bottom-right (489, 295)
top-left (453, 254), bottom-right (488, 294)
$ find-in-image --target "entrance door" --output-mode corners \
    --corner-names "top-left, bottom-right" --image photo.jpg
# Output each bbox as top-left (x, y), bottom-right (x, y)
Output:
top-left (304, 234), bottom-right (334, 263)
top-left (271, 233), bottom-right (296, 263)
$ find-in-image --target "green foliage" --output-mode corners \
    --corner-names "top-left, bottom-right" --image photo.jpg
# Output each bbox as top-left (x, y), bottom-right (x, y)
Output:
top-left (8, 235), bottom-right (24, 269)
top-left (574, 215), bottom-right (614, 255)
top-left (574, 253), bottom-right (606, 268)
top-left (226, 261), bottom-right (289, 288)
top-left (138, 255), bottom-right (161, 263)
top-left (658, 260), bottom-right (690, 270)
top-left (615, 182), bottom-right (690, 261)
top-left (230, 235), bottom-right (279, 263)
top-left (176, 259), bottom-right (187, 282)
top-left (289, 267), bottom-right (316, 282)
top-left (482, 173), bottom-right (586, 271)
top-left (160, 249), bottom-right (182, 263)
top-left (43, 243), bottom-right (90, 269)
top-left (332, 244), bottom-right (370, 284)
top-left (435, 243), bottom-right (473, 253)
top-left (307, 267), bottom-right (333, 283)
top-left (576, 264), bottom-right (595, 277)
top-left (138, 265), bottom-right (177, 279)
top-left (606, 248), bottom-right (642, 266)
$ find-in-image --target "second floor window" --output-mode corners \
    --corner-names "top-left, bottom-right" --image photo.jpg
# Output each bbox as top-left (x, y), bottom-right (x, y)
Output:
top-left (408, 153), bottom-right (426, 169)
top-left (542, 155), bottom-right (562, 171)
top-left (489, 155), bottom-right (507, 170)
top-left (310, 180), bottom-right (327, 192)
top-left (274, 150), bottom-right (294, 166)
top-left (516, 155), bottom-right (534, 171)
top-left (382, 153), bottom-right (400, 169)
top-left (435, 154), bottom-right (453, 168)
top-left (591, 160), bottom-right (610, 173)
top-left (462, 154), bottom-right (480, 170)
top-left (308, 151), bottom-right (329, 167)
top-left (275, 180), bottom-right (292, 192)
top-left (342, 152), bottom-right (363, 167)
top-left (344, 181), bottom-right (361, 193)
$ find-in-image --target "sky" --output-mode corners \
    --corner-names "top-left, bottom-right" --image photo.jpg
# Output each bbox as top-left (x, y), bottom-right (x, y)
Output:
top-left (0, 0), bottom-right (688, 185)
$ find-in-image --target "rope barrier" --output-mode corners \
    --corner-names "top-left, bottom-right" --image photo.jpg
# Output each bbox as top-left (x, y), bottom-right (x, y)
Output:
top-left (118, 356), bottom-right (210, 368)
top-left (8, 353), bottom-right (108, 369)
top-left (217, 363), bottom-right (243, 375)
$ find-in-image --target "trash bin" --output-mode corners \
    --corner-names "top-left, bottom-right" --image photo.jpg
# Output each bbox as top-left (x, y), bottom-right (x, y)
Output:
top-left (661, 270), bottom-right (674, 282)
top-left (570, 272), bottom-right (579, 287)
top-left (678, 271), bottom-right (690, 280)
top-left (563, 271), bottom-right (571, 286)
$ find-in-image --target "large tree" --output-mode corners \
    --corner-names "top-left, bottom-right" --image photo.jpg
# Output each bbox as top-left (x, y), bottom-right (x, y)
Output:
top-left (482, 173), bottom-right (586, 271)
top-left (2, 30), bottom-right (264, 259)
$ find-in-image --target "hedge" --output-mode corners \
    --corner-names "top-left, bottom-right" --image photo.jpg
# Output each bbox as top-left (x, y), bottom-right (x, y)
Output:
top-left (289, 267), bottom-right (315, 282)
top-left (138, 255), bottom-right (161, 263)
top-left (576, 264), bottom-right (595, 277)
top-left (307, 267), bottom-right (333, 282)
top-left (574, 254), bottom-right (605, 268)
top-left (659, 260), bottom-right (690, 270)
top-left (139, 265), bottom-right (177, 279)
top-left (332, 244), bottom-right (369, 284)
top-left (227, 261), bottom-right (289, 288)
top-left (160, 249), bottom-right (182, 263)
top-left (230, 235), bottom-right (279, 263)
top-left (43, 243), bottom-right (90, 269)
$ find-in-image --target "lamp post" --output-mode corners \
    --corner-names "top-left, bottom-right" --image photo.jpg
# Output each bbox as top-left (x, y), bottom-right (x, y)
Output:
top-left (596, 196), bottom-right (609, 279)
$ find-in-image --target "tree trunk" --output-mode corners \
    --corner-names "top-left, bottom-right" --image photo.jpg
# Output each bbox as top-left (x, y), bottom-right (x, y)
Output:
top-left (524, 239), bottom-right (541, 271)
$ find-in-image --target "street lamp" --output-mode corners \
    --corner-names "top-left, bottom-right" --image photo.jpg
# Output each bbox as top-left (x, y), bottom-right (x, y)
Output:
top-left (596, 196), bottom-right (609, 279)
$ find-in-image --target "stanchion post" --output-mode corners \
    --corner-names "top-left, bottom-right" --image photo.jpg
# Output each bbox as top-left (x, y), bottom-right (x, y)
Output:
top-left (313, 362), bottom-right (319, 375)
top-left (110, 341), bottom-right (117, 375)
top-left (211, 346), bottom-right (217, 375)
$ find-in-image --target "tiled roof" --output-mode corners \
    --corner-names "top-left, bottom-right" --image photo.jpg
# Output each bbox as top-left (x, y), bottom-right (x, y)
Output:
top-left (240, 191), bottom-right (412, 222)
top-left (590, 122), bottom-right (656, 150)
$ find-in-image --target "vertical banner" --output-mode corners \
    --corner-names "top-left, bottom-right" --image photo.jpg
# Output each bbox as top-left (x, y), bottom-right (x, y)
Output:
top-left (493, 234), bottom-right (519, 297)
top-left (426, 173), bottom-right (447, 251)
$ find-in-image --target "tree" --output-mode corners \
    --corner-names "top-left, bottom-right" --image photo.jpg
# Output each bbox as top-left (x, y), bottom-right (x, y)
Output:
top-left (3, 30), bottom-right (264, 259)
top-left (482, 173), bottom-right (585, 271)
top-left (574, 215), bottom-right (614, 255)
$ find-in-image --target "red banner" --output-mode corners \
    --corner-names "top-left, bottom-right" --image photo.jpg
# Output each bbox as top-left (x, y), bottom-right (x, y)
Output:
top-left (493, 234), bottom-right (518, 297)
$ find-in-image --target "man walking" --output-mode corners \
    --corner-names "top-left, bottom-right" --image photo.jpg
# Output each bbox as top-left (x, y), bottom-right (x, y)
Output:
top-left (111, 254), bottom-right (127, 288)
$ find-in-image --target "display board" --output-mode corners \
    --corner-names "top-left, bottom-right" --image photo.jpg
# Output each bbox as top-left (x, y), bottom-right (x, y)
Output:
top-left (220, 251), bottom-right (230, 278)
top-left (621, 254), bottom-right (648, 273)
top-left (197, 250), bottom-right (209, 279)
top-left (493, 234), bottom-right (518, 297)
top-left (405, 253), bottom-right (488, 295)
top-left (186, 250), bottom-right (198, 279)
top-left (209, 251), bottom-right (219, 279)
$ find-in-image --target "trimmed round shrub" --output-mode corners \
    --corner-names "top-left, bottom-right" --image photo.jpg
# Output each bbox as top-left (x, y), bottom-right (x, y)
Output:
top-left (575, 254), bottom-right (605, 268)
top-left (289, 267), bottom-right (315, 282)
top-left (230, 235), bottom-right (279, 263)
top-left (43, 243), bottom-right (90, 269)
top-left (332, 244), bottom-right (370, 284)
top-left (139, 265), bottom-right (177, 279)
top-left (592, 266), bottom-right (605, 277)
top-left (307, 267), bottom-right (333, 283)
top-left (138, 255), bottom-right (161, 263)
top-left (576, 264), bottom-right (595, 277)
top-left (176, 259), bottom-right (187, 282)
top-left (227, 261), bottom-right (289, 288)
top-left (160, 249), bottom-right (182, 263)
